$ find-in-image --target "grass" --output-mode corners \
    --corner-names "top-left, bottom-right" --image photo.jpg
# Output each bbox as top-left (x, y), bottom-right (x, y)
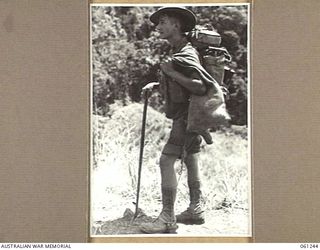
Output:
top-left (91, 102), bottom-right (250, 236)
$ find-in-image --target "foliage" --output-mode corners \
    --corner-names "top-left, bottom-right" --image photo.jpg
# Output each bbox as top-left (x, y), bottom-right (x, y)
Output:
top-left (92, 5), bottom-right (248, 124)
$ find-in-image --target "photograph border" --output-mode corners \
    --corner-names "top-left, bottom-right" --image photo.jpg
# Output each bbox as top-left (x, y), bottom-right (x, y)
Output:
top-left (89, 0), bottom-right (252, 243)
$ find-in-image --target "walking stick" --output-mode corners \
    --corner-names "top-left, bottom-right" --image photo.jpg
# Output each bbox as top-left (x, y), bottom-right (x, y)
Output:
top-left (134, 90), bottom-right (150, 219)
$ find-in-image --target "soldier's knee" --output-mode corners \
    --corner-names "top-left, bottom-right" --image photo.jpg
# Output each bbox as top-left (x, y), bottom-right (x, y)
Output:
top-left (159, 153), bottom-right (178, 169)
top-left (184, 153), bottom-right (199, 164)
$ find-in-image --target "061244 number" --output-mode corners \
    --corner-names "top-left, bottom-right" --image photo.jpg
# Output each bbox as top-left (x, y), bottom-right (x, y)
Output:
top-left (300, 244), bottom-right (319, 249)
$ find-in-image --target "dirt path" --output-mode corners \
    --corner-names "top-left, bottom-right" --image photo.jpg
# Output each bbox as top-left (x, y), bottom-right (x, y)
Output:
top-left (92, 207), bottom-right (250, 236)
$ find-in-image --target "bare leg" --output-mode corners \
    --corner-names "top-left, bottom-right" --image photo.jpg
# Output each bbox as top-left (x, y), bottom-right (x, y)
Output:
top-left (184, 153), bottom-right (200, 183)
top-left (159, 153), bottom-right (179, 189)
top-left (140, 153), bottom-right (179, 233)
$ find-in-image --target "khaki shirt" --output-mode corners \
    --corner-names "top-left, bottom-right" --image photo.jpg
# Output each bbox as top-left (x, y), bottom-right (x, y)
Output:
top-left (160, 41), bottom-right (201, 119)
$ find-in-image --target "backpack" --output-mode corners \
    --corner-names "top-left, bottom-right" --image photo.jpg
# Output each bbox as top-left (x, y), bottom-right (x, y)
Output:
top-left (184, 28), bottom-right (232, 142)
top-left (187, 28), bottom-right (233, 94)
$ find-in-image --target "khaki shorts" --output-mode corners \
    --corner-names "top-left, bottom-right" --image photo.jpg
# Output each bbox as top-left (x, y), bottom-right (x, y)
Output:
top-left (162, 115), bottom-right (202, 157)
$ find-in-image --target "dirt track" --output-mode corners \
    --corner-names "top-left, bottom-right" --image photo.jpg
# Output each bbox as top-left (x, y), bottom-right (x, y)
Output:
top-left (92, 207), bottom-right (250, 236)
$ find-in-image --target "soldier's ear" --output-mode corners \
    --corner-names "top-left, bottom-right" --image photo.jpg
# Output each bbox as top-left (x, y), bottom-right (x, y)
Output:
top-left (174, 20), bottom-right (182, 31)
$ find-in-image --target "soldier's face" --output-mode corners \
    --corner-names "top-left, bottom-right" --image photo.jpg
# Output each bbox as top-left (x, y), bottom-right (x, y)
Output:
top-left (156, 15), bottom-right (180, 39)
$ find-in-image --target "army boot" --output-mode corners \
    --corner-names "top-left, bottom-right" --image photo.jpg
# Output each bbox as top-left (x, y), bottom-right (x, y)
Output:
top-left (140, 188), bottom-right (178, 234)
top-left (176, 181), bottom-right (205, 225)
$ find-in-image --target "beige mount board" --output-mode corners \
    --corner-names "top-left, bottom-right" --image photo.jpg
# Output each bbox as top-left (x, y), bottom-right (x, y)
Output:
top-left (0, 0), bottom-right (319, 243)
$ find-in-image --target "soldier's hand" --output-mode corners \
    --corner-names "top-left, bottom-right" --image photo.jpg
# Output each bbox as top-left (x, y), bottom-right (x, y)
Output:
top-left (142, 82), bottom-right (160, 93)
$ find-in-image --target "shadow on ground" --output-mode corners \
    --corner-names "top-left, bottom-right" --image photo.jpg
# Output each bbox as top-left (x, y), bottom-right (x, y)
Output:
top-left (93, 208), bottom-right (154, 235)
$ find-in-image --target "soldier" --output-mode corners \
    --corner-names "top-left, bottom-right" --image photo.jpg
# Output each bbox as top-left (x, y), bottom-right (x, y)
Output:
top-left (140, 7), bottom-right (209, 234)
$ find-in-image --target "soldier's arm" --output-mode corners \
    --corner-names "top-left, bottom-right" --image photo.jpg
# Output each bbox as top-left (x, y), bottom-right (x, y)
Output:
top-left (160, 60), bottom-right (206, 95)
top-left (169, 71), bottom-right (206, 95)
